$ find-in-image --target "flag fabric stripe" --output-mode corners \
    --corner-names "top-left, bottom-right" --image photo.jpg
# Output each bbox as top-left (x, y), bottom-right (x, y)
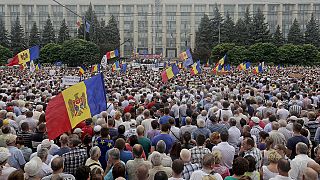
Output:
top-left (29, 46), bottom-right (40, 60)
top-left (172, 64), bottom-right (179, 75)
top-left (166, 67), bottom-right (174, 79)
top-left (106, 49), bottom-right (119, 60)
top-left (161, 71), bottom-right (168, 83)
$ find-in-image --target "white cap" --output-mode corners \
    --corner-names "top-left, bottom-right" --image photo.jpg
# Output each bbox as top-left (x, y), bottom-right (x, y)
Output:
top-left (251, 117), bottom-right (260, 124)
top-left (73, 128), bottom-right (83, 134)
top-left (94, 125), bottom-right (102, 132)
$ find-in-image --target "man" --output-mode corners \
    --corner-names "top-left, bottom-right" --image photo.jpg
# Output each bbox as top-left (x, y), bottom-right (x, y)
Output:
top-left (180, 149), bottom-right (200, 180)
top-left (159, 107), bottom-right (172, 125)
top-left (169, 118), bottom-right (180, 141)
top-left (107, 119), bottom-right (118, 139)
top-left (263, 115), bottom-right (277, 133)
top-left (6, 134), bottom-right (26, 170)
top-left (104, 148), bottom-right (125, 180)
top-left (151, 123), bottom-right (174, 154)
top-left (42, 157), bottom-right (75, 180)
top-left (207, 115), bottom-right (228, 134)
top-left (190, 134), bottom-right (211, 168)
top-left (250, 116), bottom-right (263, 143)
top-left (192, 119), bottom-right (211, 140)
top-left (170, 99), bottom-right (180, 126)
top-left (62, 138), bottom-right (87, 175)
top-left (33, 104), bottom-right (43, 120)
top-left (278, 120), bottom-right (293, 142)
top-left (228, 118), bottom-right (241, 155)
top-left (190, 153), bottom-right (223, 180)
top-left (37, 148), bottom-right (52, 177)
top-left (137, 125), bottom-right (151, 158)
top-left (169, 159), bottom-right (184, 180)
top-left (135, 164), bottom-right (149, 180)
top-left (269, 121), bottom-right (286, 146)
top-left (179, 117), bottom-right (197, 137)
top-left (120, 112), bottom-right (136, 132)
top-left (141, 109), bottom-right (154, 137)
top-left (31, 123), bottom-right (46, 149)
top-left (287, 123), bottom-right (309, 159)
top-left (269, 158), bottom-right (292, 180)
top-left (241, 138), bottom-right (262, 170)
top-left (112, 138), bottom-right (133, 163)
top-left (216, 101), bottom-right (233, 121)
top-left (148, 151), bottom-right (172, 179)
top-left (19, 111), bottom-right (38, 132)
top-left (0, 147), bottom-right (16, 179)
top-left (289, 142), bottom-right (316, 180)
top-left (126, 144), bottom-right (152, 180)
top-left (276, 102), bottom-right (289, 120)
top-left (17, 122), bottom-right (33, 149)
top-left (151, 140), bottom-right (172, 167)
top-left (212, 131), bottom-right (235, 171)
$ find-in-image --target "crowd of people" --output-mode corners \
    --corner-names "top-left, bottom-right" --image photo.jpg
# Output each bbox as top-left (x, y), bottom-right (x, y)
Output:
top-left (0, 65), bottom-right (319, 180)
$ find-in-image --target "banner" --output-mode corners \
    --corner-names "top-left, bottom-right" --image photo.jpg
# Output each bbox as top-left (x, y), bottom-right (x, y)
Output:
top-left (62, 76), bottom-right (81, 86)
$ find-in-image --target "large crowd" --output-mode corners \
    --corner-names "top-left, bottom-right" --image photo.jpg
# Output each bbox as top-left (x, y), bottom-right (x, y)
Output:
top-left (0, 65), bottom-right (319, 180)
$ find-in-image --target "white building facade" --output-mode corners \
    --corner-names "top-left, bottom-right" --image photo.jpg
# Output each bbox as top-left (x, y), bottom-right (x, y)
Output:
top-left (0, 0), bottom-right (319, 58)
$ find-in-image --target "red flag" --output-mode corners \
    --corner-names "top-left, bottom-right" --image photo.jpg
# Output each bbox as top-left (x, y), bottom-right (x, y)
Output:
top-left (7, 55), bottom-right (19, 66)
top-left (161, 70), bottom-right (168, 83)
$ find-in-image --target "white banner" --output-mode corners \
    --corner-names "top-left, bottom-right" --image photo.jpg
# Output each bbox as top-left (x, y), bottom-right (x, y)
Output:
top-left (62, 76), bottom-right (80, 86)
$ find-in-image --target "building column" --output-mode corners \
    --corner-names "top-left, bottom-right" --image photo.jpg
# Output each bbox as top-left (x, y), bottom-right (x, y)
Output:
top-left (293, 4), bottom-right (298, 21)
top-left (162, 4), bottom-right (166, 57)
top-left (20, 5), bottom-right (25, 32)
top-left (264, 4), bottom-right (268, 23)
top-left (206, 4), bottom-right (209, 16)
top-left (133, 5), bottom-right (138, 53)
top-left (278, 4), bottom-right (283, 29)
top-left (234, 4), bottom-right (239, 23)
top-left (147, 4), bottom-right (152, 54)
top-left (176, 5), bottom-right (181, 54)
top-left (48, 5), bottom-right (52, 18)
top-left (190, 4), bottom-right (195, 51)
top-left (119, 4), bottom-right (124, 57)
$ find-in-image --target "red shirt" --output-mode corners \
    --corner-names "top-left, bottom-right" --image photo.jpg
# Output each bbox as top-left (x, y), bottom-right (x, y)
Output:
top-left (82, 125), bottom-right (93, 139)
top-left (248, 120), bottom-right (266, 129)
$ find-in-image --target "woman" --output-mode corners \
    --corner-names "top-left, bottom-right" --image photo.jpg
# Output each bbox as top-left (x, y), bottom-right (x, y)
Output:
top-left (274, 144), bottom-right (289, 160)
top-left (212, 150), bottom-right (230, 179)
top-left (114, 111), bottom-right (123, 128)
top-left (244, 155), bottom-right (260, 180)
top-left (258, 131), bottom-right (269, 150)
top-left (261, 137), bottom-right (274, 166)
top-left (225, 157), bottom-right (249, 180)
top-left (260, 150), bottom-right (281, 180)
top-left (205, 132), bottom-right (221, 150)
top-left (181, 132), bottom-right (195, 150)
top-left (170, 142), bottom-right (182, 161)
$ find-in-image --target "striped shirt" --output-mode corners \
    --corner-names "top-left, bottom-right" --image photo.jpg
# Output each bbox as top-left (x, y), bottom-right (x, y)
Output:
top-left (289, 105), bottom-right (302, 116)
top-left (182, 162), bottom-right (201, 180)
top-left (16, 131), bottom-right (33, 148)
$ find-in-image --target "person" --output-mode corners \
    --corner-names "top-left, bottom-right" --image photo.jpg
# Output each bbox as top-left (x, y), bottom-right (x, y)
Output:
top-left (269, 122), bottom-right (286, 146)
top-left (135, 164), bottom-right (149, 180)
top-left (289, 142), bottom-right (316, 180)
top-left (85, 146), bottom-right (104, 173)
top-left (212, 131), bottom-right (235, 171)
top-left (141, 109), bottom-right (154, 137)
top-left (302, 167), bottom-right (318, 180)
top-left (192, 119), bottom-right (210, 140)
top-left (179, 117), bottom-right (197, 138)
top-left (147, 120), bottom-right (160, 141)
top-left (170, 141), bottom-right (182, 161)
top-left (205, 132), bottom-right (221, 150)
top-left (181, 132), bottom-right (195, 150)
top-left (212, 150), bottom-right (230, 179)
top-left (216, 101), bottom-right (233, 121)
top-left (250, 117), bottom-right (263, 143)
top-left (261, 150), bottom-right (281, 180)
top-left (228, 118), bottom-right (241, 155)
top-left (126, 144), bottom-right (152, 180)
top-left (24, 156), bottom-right (42, 180)
top-left (15, 137), bottom-right (32, 162)
top-left (54, 134), bottom-right (70, 156)
top-left (207, 115), bottom-right (228, 134)
top-left (269, 159), bottom-right (292, 180)
top-left (151, 140), bottom-right (172, 167)
top-left (112, 125), bottom-right (126, 142)
top-left (137, 125), bottom-right (152, 158)
top-left (75, 166), bottom-right (90, 180)
top-left (6, 134), bottom-right (26, 170)
top-left (152, 123), bottom-right (174, 154)
top-left (112, 138), bottom-right (133, 163)
top-left (0, 147), bottom-right (16, 179)
top-left (62, 137), bottom-right (87, 175)
top-left (224, 157), bottom-right (249, 180)
top-left (190, 134), bottom-right (211, 168)
top-left (30, 123), bottom-right (46, 150)
top-left (286, 123), bottom-right (309, 159)
top-left (96, 126), bottom-right (114, 170)
top-left (112, 162), bottom-right (126, 179)
top-left (169, 118), bottom-right (180, 141)
top-left (107, 119), bottom-right (118, 140)
top-left (0, 126), bottom-right (11, 147)
top-left (168, 159), bottom-right (184, 180)
top-left (42, 157), bottom-right (75, 180)
top-left (148, 151), bottom-right (172, 179)
top-left (104, 148), bottom-right (125, 180)
top-left (190, 153), bottom-right (223, 180)
top-left (241, 138), bottom-right (262, 170)
top-left (244, 155), bottom-right (260, 180)
top-left (258, 131), bottom-right (269, 150)
top-left (36, 148), bottom-right (52, 177)
top-left (154, 171), bottom-right (169, 180)
top-left (180, 148), bottom-right (200, 180)
top-left (19, 111), bottom-right (38, 132)
top-left (7, 170), bottom-right (24, 180)
top-left (120, 112), bottom-right (136, 132)
top-left (16, 122), bottom-right (33, 148)
top-left (159, 107), bottom-right (173, 125)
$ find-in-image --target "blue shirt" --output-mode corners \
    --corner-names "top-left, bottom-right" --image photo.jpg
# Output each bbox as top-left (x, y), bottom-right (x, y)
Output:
top-left (104, 161), bottom-right (125, 180)
top-left (7, 146), bottom-right (26, 170)
top-left (152, 133), bottom-right (174, 154)
top-left (106, 150), bottom-right (133, 164)
top-left (159, 115), bottom-right (172, 125)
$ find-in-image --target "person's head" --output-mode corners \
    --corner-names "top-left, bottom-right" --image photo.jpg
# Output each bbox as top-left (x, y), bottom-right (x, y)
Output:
top-left (180, 149), bottom-right (191, 163)
top-left (143, 109), bottom-right (150, 118)
top-left (182, 131), bottom-right (191, 143)
top-left (259, 131), bottom-right (269, 142)
top-left (296, 142), bottom-right (308, 155)
top-left (7, 170), bottom-right (24, 180)
top-left (171, 159), bottom-right (184, 177)
top-left (202, 153), bottom-right (216, 170)
top-left (68, 138), bottom-right (82, 148)
top-left (156, 140), bottom-right (166, 153)
top-left (26, 111), bottom-right (33, 118)
top-left (229, 118), bottom-right (237, 127)
top-left (132, 144), bottom-right (143, 158)
top-left (1, 125), bottom-right (10, 134)
top-left (51, 157), bottom-right (64, 172)
top-left (300, 128), bottom-right (309, 138)
top-left (136, 164), bottom-right (149, 180)
top-left (24, 157), bottom-right (43, 179)
top-left (37, 148), bottom-right (48, 162)
top-left (112, 162), bottom-right (126, 179)
top-left (89, 146), bottom-right (101, 161)
top-left (115, 138), bottom-right (126, 151)
top-left (118, 125), bottom-right (125, 135)
top-left (268, 150), bottom-right (282, 164)
top-left (220, 131), bottom-right (228, 142)
top-left (108, 148), bottom-right (120, 163)
top-left (59, 134), bottom-right (69, 146)
top-left (75, 166), bottom-right (90, 180)
top-left (150, 151), bottom-right (162, 166)
top-left (107, 119), bottom-right (115, 127)
top-left (20, 122), bottom-right (29, 132)
top-left (5, 134), bottom-right (17, 146)
top-left (196, 118), bottom-right (205, 128)
top-left (100, 126), bottom-right (110, 138)
top-left (196, 134), bottom-right (206, 146)
top-left (151, 120), bottom-right (159, 130)
top-left (233, 157), bottom-right (249, 176)
top-left (154, 171), bottom-right (168, 180)
top-left (212, 150), bottom-right (222, 165)
top-left (292, 123), bottom-right (302, 133)
top-left (243, 138), bottom-right (255, 151)
top-left (271, 122), bottom-right (280, 130)
top-left (278, 120), bottom-right (287, 127)
top-left (277, 158), bottom-right (291, 176)
top-left (170, 142), bottom-right (182, 157)
top-left (160, 123), bottom-right (170, 133)
top-left (244, 155), bottom-right (256, 172)
top-left (222, 101), bottom-right (230, 108)
top-left (185, 117), bottom-right (192, 125)
top-left (303, 167), bottom-right (318, 180)
top-left (274, 144), bottom-right (287, 158)
top-left (210, 132), bottom-right (221, 144)
top-left (164, 107), bottom-right (170, 115)
top-left (136, 125), bottom-right (144, 136)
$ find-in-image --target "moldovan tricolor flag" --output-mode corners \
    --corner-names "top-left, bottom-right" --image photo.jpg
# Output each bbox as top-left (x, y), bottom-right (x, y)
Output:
top-left (106, 49), bottom-right (119, 60)
top-left (46, 74), bottom-right (107, 140)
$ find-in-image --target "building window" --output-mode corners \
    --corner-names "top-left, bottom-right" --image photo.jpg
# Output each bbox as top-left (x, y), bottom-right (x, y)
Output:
top-left (282, 4), bottom-right (294, 38)
top-left (9, 5), bottom-right (20, 26)
top-left (108, 5), bottom-right (120, 23)
top-left (65, 5), bottom-right (77, 37)
top-left (80, 5), bottom-right (89, 16)
top-left (238, 4), bottom-right (250, 19)
top-left (298, 4), bottom-right (310, 32)
top-left (52, 5), bottom-right (63, 31)
top-left (253, 4), bottom-right (265, 15)
top-left (267, 4), bottom-right (279, 34)
top-left (94, 5), bottom-right (106, 21)
top-left (224, 5), bottom-right (235, 20)
top-left (315, 4), bottom-right (320, 25)
top-left (37, 5), bottom-right (48, 31)
top-left (23, 5), bottom-right (35, 34)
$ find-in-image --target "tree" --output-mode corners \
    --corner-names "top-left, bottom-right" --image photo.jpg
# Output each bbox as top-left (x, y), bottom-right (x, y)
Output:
top-left (251, 8), bottom-right (271, 43)
top-left (211, 43), bottom-right (235, 62)
top-left (272, 25), bottom-right (285, 46)
top-left (241, 7), bottom-right (254, 45)
top-left (77, 3), bottom-right (100, 43)
top-left (302, 44), bottom-right (319, 65)
top-left (220, 12), bottom-right (236, 43)
top-left (41, 16), bottom-right (55, 45)
top-left (0, 18), bottom-right (9, 48)
top-left (10, 16), bottom-right (26, 55)
top-left (104, 15), bottom-right (120, 51)
top-left (0, 45), bottom-right (12, 65)
top-left (29, 22), bottom-right (40, 47)
top-left (57, 19), bottom-right (70, 44)
top-left (287, 18), bottom-right (304, 45)
top-left (228, 46), bottom-right (250, 64)
top-left (277, 44), bottom-right (304, 64)
top-left (61, 39), bottom-right (100, 66)
top-left (210, 5), bottom-right (223, 47)
top-left (248, 43), bottom-right (278, 63)
top-left (40, 43), bottom-right (63, 63)
top-left (194, 14), bottom-right (212, 62)
top-left (305, 13), bottom-right (320, 47)
top-left (234, 18), bottom-right (247, 45)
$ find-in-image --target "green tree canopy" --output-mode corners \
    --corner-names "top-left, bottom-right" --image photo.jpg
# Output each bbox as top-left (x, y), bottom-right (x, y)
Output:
top-left (29, 22), bottom-right (40, 47)
top-left (41, 16), bottom-right (55, 45)
top-left (0, 45), bottom-right (12, 65)
top-left (272, 25), bottom-right (285, 46)
top-left (277, 44), bottom-right (304, 64)
top-left (10, 16), bottom-right (26, 54)
top-left (194, 14), bottom-right (212, 62)
top-left (251, 8), bottom-right (271, 43)
top-left (0, 18), bottom-right (9, 48)
top-left (57, 19), bottom-right (70, 44)
top-left (220, 12), bottom-right (236, 44)
top-left (211, 43), bottom-right (235, 62)
top-left (40, 43), bottom-right (63, 63)
top-left (305, 13), bottom-right (320, 47)
top-left (248, 43), bottom-right (278, 63)
top-left (227, 46), bottom-right (250, 64)
top-left (287, 18), bottom-right (304, 45)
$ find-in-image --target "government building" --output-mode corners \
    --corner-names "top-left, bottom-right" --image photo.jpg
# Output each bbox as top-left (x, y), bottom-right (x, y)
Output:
top-left (0, 0), bottom-right (319, 58)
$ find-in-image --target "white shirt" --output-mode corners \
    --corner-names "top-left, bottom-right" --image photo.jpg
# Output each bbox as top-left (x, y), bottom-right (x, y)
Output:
top-left (228, 126), bottom-right (241, 154)
top-left (289, 154), bottom-right (315, 180)
top-left (170, 126), bottom-right (180, 141)
top-left (171, 104), bottom-right (180, 119)
top-left (277, 108), bottom-right (290, 120)
top-left (212, 142), bottom-right (235, 169)
top-left (190, 169), bottom-right (223, 180)
top-left (141, 118), bottom-right (154, 137)
top-left (269, 175), bottom-right (293, 180)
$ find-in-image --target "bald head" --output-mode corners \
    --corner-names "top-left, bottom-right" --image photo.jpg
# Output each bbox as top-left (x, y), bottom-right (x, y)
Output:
top-left (136, 164), bottom-right (149, 180)
top-left (51, 157), bottom-right (64, 172)
top-left (132, 144), bottom-right (143, 158)
top-left (180, 149), bottom-right (191, 162)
